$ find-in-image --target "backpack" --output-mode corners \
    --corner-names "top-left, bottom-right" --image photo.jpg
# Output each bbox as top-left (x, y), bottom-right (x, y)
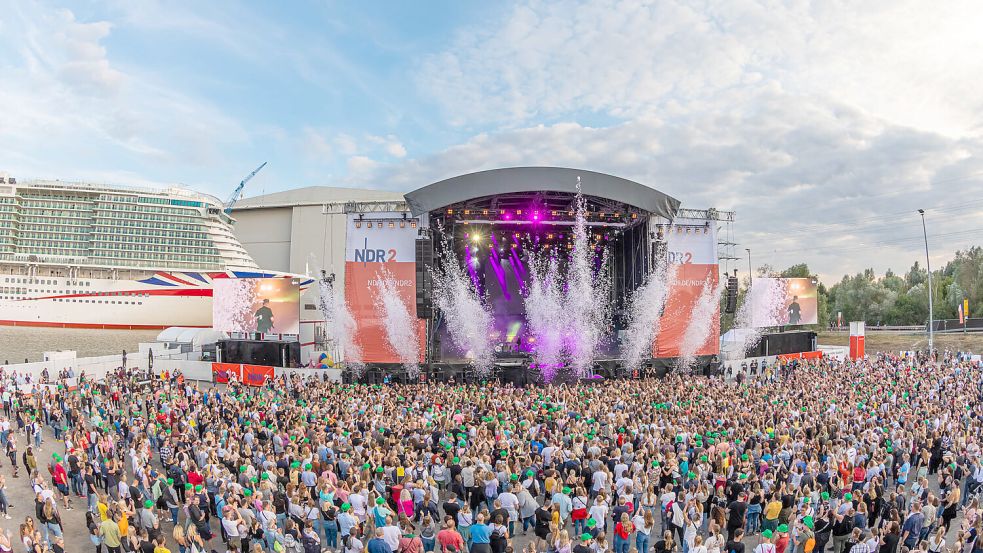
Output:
top-left (805, 538), bottom-right (816, 553)
top-left (301, 533), bottom-right (320, 553)
top-left (664, 500), bottom-right (674, 520)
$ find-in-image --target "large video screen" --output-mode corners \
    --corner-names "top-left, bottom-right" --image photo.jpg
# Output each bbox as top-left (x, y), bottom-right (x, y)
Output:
top-left (750, 277), bottom-right (818, 327)
top-left (213, 278), bottom-right (300, 334)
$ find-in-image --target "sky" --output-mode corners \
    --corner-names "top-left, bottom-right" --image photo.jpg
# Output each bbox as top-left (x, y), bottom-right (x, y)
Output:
top-left (1, 0), bottom-right (983, 283)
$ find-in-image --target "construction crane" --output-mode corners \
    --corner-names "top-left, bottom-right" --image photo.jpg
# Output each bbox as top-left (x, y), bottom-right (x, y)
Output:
top-left (224, 162), bottom-right (267, 214)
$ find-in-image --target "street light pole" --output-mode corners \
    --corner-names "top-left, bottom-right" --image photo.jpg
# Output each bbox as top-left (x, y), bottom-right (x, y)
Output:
top-left (745, 248), bottom-right (752, 284)
top-left (918, 209), bottom-right (934, 352)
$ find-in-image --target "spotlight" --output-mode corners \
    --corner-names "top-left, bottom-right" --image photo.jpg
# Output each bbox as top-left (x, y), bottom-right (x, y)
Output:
top-left (388, 222), bottom-right (395, 228)
top-left (470, 233), bottom-right (481, 243)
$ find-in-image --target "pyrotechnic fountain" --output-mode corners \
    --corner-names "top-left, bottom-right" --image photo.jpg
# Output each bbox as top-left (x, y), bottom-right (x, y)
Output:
top-left (523, 180), bottom-right (612, 377)
top-left (621, 261), bottom-right (675, 371)
top-left (373, 267), bottom-right (420, 375)
top-left (525, 255), bottom-right (566, 378)
top-left (677, 276), bottom-right (722, 369)
top-left (432, 235), bottom-right (496, 376)
top-left (316, 272), bottom-right (363, 374)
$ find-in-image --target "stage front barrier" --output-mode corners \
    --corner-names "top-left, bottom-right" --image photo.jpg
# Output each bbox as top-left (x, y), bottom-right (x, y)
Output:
top-left (242, 364), bottom-right (275, 386)
top-left (849, 321), bottom-right (865, 360)
top-left (211, 362), bottom-right (240, 383)
top-left (776, 351), bottom-right (824, 362)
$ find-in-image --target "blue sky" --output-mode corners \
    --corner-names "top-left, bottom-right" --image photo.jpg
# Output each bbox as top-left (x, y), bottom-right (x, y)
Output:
top-left (2, 0), bottom-right (983, 280)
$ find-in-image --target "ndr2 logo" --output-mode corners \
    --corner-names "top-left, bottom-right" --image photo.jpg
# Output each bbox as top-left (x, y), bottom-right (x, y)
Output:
top-left (354, 237), bottom-right (397, 263)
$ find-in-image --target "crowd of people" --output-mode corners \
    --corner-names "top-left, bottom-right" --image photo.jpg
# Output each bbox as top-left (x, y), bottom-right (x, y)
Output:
top-left (0, 349), bottom-right (981, 553)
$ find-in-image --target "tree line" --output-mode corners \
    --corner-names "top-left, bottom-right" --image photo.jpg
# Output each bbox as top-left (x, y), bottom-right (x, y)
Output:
top-left (721, 246), bottom-right (983, 329)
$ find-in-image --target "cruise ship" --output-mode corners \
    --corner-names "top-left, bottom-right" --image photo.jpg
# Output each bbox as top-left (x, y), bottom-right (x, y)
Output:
top-left (0, 174), bottom-right (310, 329)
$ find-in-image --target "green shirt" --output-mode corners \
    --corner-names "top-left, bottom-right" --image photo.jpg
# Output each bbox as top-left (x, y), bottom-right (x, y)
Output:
top-left (100, 519), bottom-right (122, 547)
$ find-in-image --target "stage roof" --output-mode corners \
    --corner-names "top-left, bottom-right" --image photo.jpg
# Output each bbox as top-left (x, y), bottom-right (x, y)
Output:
top-left (404, 167), bottom-right (680, 218)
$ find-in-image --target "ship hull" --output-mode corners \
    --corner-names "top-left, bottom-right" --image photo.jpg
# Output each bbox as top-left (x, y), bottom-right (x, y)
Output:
top-left (0, 270), bottom-right (311, 330)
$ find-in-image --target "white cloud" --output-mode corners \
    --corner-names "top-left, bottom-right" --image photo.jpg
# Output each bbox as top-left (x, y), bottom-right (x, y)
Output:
top-left (395, 0), bottom-right (983, 280)
top-left (0, 3), bottom-right (246, 183)
top-left (419, 0), bottom-right (983, 136)
top-left (385, 141), bottom-right (407, 159)
top-left (351, 93), bottom-right (983, 280)
top-left (301, 127), bottom-right (334, 161)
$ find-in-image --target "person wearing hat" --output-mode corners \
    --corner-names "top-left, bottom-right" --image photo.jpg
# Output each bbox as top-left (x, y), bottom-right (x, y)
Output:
top-left (372, 495), bottom-right (394, 529)
top-left (137, 498), bottom-right (159, 532)
top-left (774, 524), bottom-right (790, 553)
top-left (338, 502), bottom-right (358, 542)
top-left (793, 516), bottom-right (816, 553)
top-left (573, 532), bottom-right (593, 553)
top-left (552, 485), bottom-right (573, 528)
top-left (755, 530), bottom-right (777, 553)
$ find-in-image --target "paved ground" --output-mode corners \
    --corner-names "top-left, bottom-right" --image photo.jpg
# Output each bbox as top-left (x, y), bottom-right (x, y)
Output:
top-left (0, 425), bottom-right (972, 552)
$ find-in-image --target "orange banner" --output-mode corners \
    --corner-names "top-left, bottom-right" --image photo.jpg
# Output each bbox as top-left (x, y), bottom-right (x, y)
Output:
top-left (654, 220), bottom-right (719, 359)
top-left (655, 263), bottom-right (720, 358)
top-left (211, 362), bottom-right (241, 383)
top-left (345, 214), bottom-right (425, 364)
top-left (777, 351), bottom-right (823, 361)
top-left (242, 364), bottom-right (275, 386)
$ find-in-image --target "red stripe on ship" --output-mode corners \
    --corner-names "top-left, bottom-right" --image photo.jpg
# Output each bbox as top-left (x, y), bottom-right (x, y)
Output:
top-left (156, 272), bottom-right (197, 286)
top-left (17, 288), bottom-right (213, 301)
top-left (0, 320), bottom-right (210, 330)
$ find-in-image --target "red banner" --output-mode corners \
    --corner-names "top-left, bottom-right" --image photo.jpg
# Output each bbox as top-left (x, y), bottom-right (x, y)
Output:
top-left (777, 351), bottom-right (823, 361)
top-left (242, 364), bottom-right (275, 386)
top-left (211, 363), bottom-right (241, 383)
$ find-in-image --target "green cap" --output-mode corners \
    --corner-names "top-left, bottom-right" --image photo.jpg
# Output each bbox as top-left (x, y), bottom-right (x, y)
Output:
top-left (376, 467), bottom-right (384, 473)
top-left (376, 497), bottom-right (385, 505)
top-left (777, 524), bottom-right (788, 533)
top-left (741, 454), bottom-right (749, 461)
top-left (821, 492), bottom-right (830, 500)
top-left (185, 483), bottom-right (193, 490)
top-left (762, 530), bottom-right (773, 539)
top-left (305, 463), bottom-right (313, 470)
top-left (587, 519), bottom-right (596, 528)
top-left (240, 465), bottom-right (248, 473)
top-left (341, 503), bottom-right (351, 511)
top-left (453, 457), bottom-right (460, 464)
top-left (581, 533), bottom-right (592, 541)
top-left (195, 485), bottom-right (203, 492)
top-left (526, 470), bottom-right (534, 477)
top-left (844, 492), bottom-right (852, 501)
top-left (144, 500), bottom-right (153, 508)
top-left (244, 488), bottom-right (253, 496)
top-left (562, 487), bottom-right (572, 494)
top-left (166, 478), bottom-right (174, 485)
top-left (803, 516), bottom-right (814, 530)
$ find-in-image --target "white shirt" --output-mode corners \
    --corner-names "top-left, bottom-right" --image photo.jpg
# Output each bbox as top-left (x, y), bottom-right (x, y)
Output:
top-left (382, 525), bottom-right (401, 551)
